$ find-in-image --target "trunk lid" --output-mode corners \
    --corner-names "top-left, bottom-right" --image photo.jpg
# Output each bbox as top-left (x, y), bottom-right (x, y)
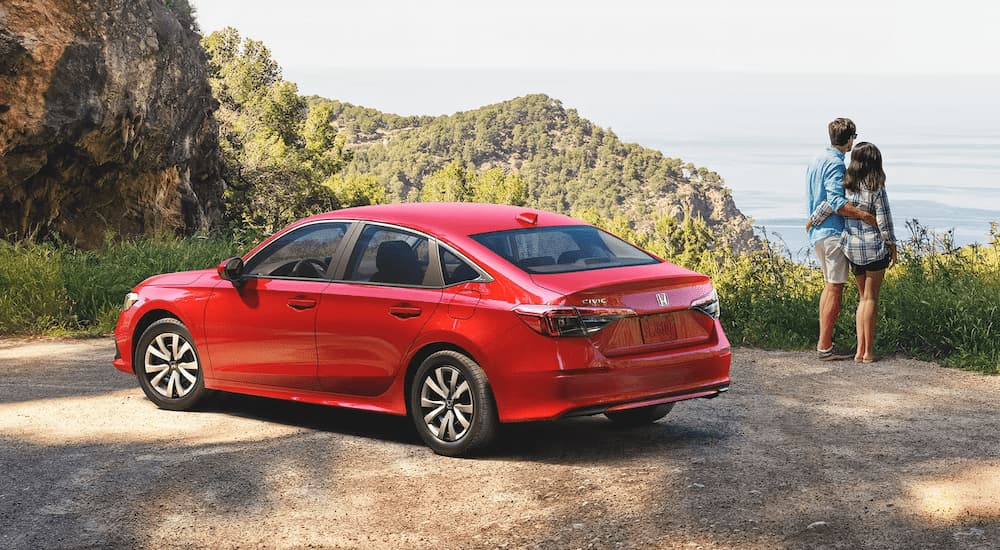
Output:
top-left (530, 262), bottom-right (717, 356)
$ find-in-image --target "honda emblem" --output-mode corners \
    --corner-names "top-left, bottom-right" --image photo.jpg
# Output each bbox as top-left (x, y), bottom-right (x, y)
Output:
top-left (656, 292), bottom-right (669, 307)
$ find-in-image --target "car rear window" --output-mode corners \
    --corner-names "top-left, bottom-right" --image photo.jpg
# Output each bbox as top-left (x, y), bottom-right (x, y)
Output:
top-left (471, 225), bottom-right (659, 274)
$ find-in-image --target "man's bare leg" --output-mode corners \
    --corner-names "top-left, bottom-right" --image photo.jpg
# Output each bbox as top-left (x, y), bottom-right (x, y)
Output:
top-left (818, 282), bottom-right (844, 351)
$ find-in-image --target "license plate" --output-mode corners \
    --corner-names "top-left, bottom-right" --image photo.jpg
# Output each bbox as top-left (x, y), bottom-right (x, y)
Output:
top-left (640, 313), bottom-right (678, 343)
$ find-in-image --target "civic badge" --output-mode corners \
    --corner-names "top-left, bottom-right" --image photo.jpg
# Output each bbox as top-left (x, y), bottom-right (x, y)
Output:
top-left (656, 292), bottom-right (669, 307)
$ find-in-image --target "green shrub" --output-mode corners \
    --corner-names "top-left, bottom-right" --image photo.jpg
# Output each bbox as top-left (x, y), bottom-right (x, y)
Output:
top-left (0, 237), bottom-right (240, 335)
top-left (694, 223), bottom-right (999, 374)
top-left (0, 242), bottom-right (74, 333)
top-left (870, 242), bottom-right (1000, 373)
top-left (61, 237), bottom-right (241, 334)
top-left (706, 247), bottom-right (825, 350)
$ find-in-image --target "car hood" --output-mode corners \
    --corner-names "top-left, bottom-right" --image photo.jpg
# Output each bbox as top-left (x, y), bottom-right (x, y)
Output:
top-left (141, 269), bottom-right (213, 288)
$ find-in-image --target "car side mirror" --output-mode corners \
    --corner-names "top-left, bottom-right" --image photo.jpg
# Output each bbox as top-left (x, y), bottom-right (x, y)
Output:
top-left (217, 257), bottom-right (245, 285)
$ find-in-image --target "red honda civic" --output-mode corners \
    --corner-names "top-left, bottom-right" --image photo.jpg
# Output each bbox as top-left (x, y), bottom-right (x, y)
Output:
top-left (113, 203), bottom-right (731, 456)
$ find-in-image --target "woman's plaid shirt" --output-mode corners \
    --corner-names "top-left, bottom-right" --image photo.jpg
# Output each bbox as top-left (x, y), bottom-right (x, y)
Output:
top-left (808, 187), bottom-right (897, 265)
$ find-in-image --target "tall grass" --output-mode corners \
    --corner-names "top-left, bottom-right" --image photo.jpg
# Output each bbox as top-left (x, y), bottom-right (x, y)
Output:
top-left (0, 242), bottom-right (73, 334)
top-left (700, 245), bottom-right (826, 350)
top-left (61, 237), bottom-right (241, 333)
top-left (690, 222), bottom-right (1000, 374)
top-left (0, 237), bottom-right (240, 335)
top-left (868, 225), bottom-right (1000, 372)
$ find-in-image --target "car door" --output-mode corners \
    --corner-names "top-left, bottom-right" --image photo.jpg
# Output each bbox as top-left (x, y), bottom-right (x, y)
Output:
top-left (203, 221), bottom-right (353, 389)
top-left (315, 223), bottom-right (443, 395)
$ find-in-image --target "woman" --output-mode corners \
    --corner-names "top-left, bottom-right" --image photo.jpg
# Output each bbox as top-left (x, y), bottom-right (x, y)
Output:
top-left (807, 142), bottom-right (897, 362)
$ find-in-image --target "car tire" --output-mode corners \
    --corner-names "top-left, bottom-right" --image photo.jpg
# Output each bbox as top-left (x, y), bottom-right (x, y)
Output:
top-left (409, 350), bottom-right (498, 457)
top-left (605, 403), bottom-right (674, 427)
top-left (134, 318), bottom-right (209, 411)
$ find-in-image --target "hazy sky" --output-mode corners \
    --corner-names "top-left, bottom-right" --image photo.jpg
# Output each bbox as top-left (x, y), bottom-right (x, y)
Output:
top-left (190, 0), bottom-right (999, 75)
top-left (187, 0), bottom-right (1000, 135)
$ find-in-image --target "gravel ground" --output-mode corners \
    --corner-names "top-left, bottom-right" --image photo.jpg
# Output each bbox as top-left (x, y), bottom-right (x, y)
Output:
top-left (0, 338), bottom-right (997, 549)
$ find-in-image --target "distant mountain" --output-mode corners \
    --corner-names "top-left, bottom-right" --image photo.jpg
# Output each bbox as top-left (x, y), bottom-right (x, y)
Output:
top-left (310, 94), bottom-right (756, 251)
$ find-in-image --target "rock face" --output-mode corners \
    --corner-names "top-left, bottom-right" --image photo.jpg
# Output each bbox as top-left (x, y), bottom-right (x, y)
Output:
top-left (0, 0), bottom-right (223, 247)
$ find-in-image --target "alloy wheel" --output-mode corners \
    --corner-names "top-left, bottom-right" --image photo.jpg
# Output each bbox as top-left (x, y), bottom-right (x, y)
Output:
top-left (143, 332), bottom-right (199, 399)
top-left (419, 365), bottom-right (474, 442)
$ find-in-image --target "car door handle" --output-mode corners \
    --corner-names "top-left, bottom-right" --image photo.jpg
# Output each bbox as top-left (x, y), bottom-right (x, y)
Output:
top-left (389, 306), bottom-right (422, 318)
top-left (287, 298), bottom-right (317, 310)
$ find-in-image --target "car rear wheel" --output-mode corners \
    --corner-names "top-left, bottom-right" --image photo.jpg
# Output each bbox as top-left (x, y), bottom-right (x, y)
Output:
top-left (134, 318), bottom-right (208, 411)
top-left (605, 403), bottom-right (674, 427)
top-left (410, 350), bottom-right (498, 457)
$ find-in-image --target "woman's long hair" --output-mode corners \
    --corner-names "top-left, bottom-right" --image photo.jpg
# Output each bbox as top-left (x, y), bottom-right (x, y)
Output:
top-left (844, 141), bottom-right (886, 192)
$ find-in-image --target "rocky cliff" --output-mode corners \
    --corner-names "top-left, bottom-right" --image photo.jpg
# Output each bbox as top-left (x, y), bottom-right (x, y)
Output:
top-left (0, 0), bottom-right (223, 247)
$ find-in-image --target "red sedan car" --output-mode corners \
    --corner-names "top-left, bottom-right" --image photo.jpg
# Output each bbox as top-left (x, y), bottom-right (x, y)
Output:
top-left (114, 203), bottom-right (731, 456)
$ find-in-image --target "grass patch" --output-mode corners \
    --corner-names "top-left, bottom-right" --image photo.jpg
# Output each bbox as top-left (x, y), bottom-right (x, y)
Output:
top-left (691, 223), bottom-right (1000, 374)
top-left (0, 241), bottom-right (74, 334)
top-left (0, 236), bottom-right (239, 336)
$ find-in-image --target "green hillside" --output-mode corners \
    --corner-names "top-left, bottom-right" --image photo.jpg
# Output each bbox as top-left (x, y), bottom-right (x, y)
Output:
top-left (311, 94), bottom-right (757, 252)
top-left (198, 28), bottom-right (754, 251)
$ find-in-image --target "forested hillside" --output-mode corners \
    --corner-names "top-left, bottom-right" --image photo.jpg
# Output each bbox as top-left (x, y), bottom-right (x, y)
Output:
top-left (192, 27), bottom-right (755, 252)
top-left (314, 95), bottom-right (757, 252)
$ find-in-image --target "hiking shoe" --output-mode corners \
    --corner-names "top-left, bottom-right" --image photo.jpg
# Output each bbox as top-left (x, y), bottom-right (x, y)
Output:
top-left (817, 347), bottom-right (854, 361)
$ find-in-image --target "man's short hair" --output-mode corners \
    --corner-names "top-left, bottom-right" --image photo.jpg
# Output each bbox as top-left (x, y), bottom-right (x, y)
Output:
top-left (829, 118), bottom-right (856, 146)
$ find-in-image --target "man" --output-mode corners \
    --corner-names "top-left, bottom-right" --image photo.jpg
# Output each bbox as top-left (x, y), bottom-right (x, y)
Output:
top-left (806, 118), bottom-right (876, 360)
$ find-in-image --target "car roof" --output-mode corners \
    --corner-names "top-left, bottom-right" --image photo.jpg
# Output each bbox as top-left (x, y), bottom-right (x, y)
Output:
top-left (304, 202), bottom-right (587, 241)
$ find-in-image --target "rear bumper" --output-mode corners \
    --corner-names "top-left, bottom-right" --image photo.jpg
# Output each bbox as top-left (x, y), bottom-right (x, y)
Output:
top-left (561, 383), bottom-right (729, 418)
top-left (492, 339), bottom-right (732, 422)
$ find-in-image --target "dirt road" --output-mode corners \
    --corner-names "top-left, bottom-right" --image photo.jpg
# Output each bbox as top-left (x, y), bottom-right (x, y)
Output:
top-left (0, 338), bottom-right (997, 549)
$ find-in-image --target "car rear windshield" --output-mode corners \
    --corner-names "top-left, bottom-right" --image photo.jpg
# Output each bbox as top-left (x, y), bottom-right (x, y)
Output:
top-left (471, 225), bottom-right (659, 274)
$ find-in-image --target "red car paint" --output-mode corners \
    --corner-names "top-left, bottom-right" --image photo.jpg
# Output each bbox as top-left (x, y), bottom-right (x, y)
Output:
top-left (114, 203), bottom-right (730, 422)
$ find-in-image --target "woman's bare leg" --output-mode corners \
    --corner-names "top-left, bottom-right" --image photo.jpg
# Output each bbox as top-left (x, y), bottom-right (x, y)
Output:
top-left (854, 273), bottom-right (866, 361)
top-left (860, 269), bottom-right (885, 361)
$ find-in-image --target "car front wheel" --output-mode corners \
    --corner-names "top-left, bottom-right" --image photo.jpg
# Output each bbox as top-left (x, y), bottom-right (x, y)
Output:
top-left (134, 318), bottom-right (209, 411)
top-left (409, 350), bottom-right (498, 457)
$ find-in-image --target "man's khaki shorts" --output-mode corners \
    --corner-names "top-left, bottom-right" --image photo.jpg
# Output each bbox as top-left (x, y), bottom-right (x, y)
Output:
top-left (815, 235), bottom-right (849, 284)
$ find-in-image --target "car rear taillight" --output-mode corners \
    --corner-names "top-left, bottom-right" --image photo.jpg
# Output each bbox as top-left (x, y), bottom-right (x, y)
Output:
top-left (513, 305), bottom-right (637, 337)
top-left (690, 289), bottom-right (721, 319)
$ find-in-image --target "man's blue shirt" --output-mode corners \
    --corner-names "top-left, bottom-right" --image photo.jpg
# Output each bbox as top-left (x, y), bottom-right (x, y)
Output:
top-left (806, 147), bottom-right (848, 246)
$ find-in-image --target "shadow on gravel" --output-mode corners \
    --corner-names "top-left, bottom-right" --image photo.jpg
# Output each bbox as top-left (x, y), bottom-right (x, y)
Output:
top-left (0, 431), bottom-right (352, 548)
top-left (197, 391), bottom-right (729, 465)
top-left (492, 415), bottom-right (731, 465)
top-left (197, 391), bottom-right (423, 447)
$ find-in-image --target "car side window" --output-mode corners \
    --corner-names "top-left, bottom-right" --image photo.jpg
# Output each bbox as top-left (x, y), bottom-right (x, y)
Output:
top-left (244, 222), bottom-right (349, 279)
top-left (440, 248), bottom-right (480, 285)
top-left (345, 225), bottom-right (429, 286)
